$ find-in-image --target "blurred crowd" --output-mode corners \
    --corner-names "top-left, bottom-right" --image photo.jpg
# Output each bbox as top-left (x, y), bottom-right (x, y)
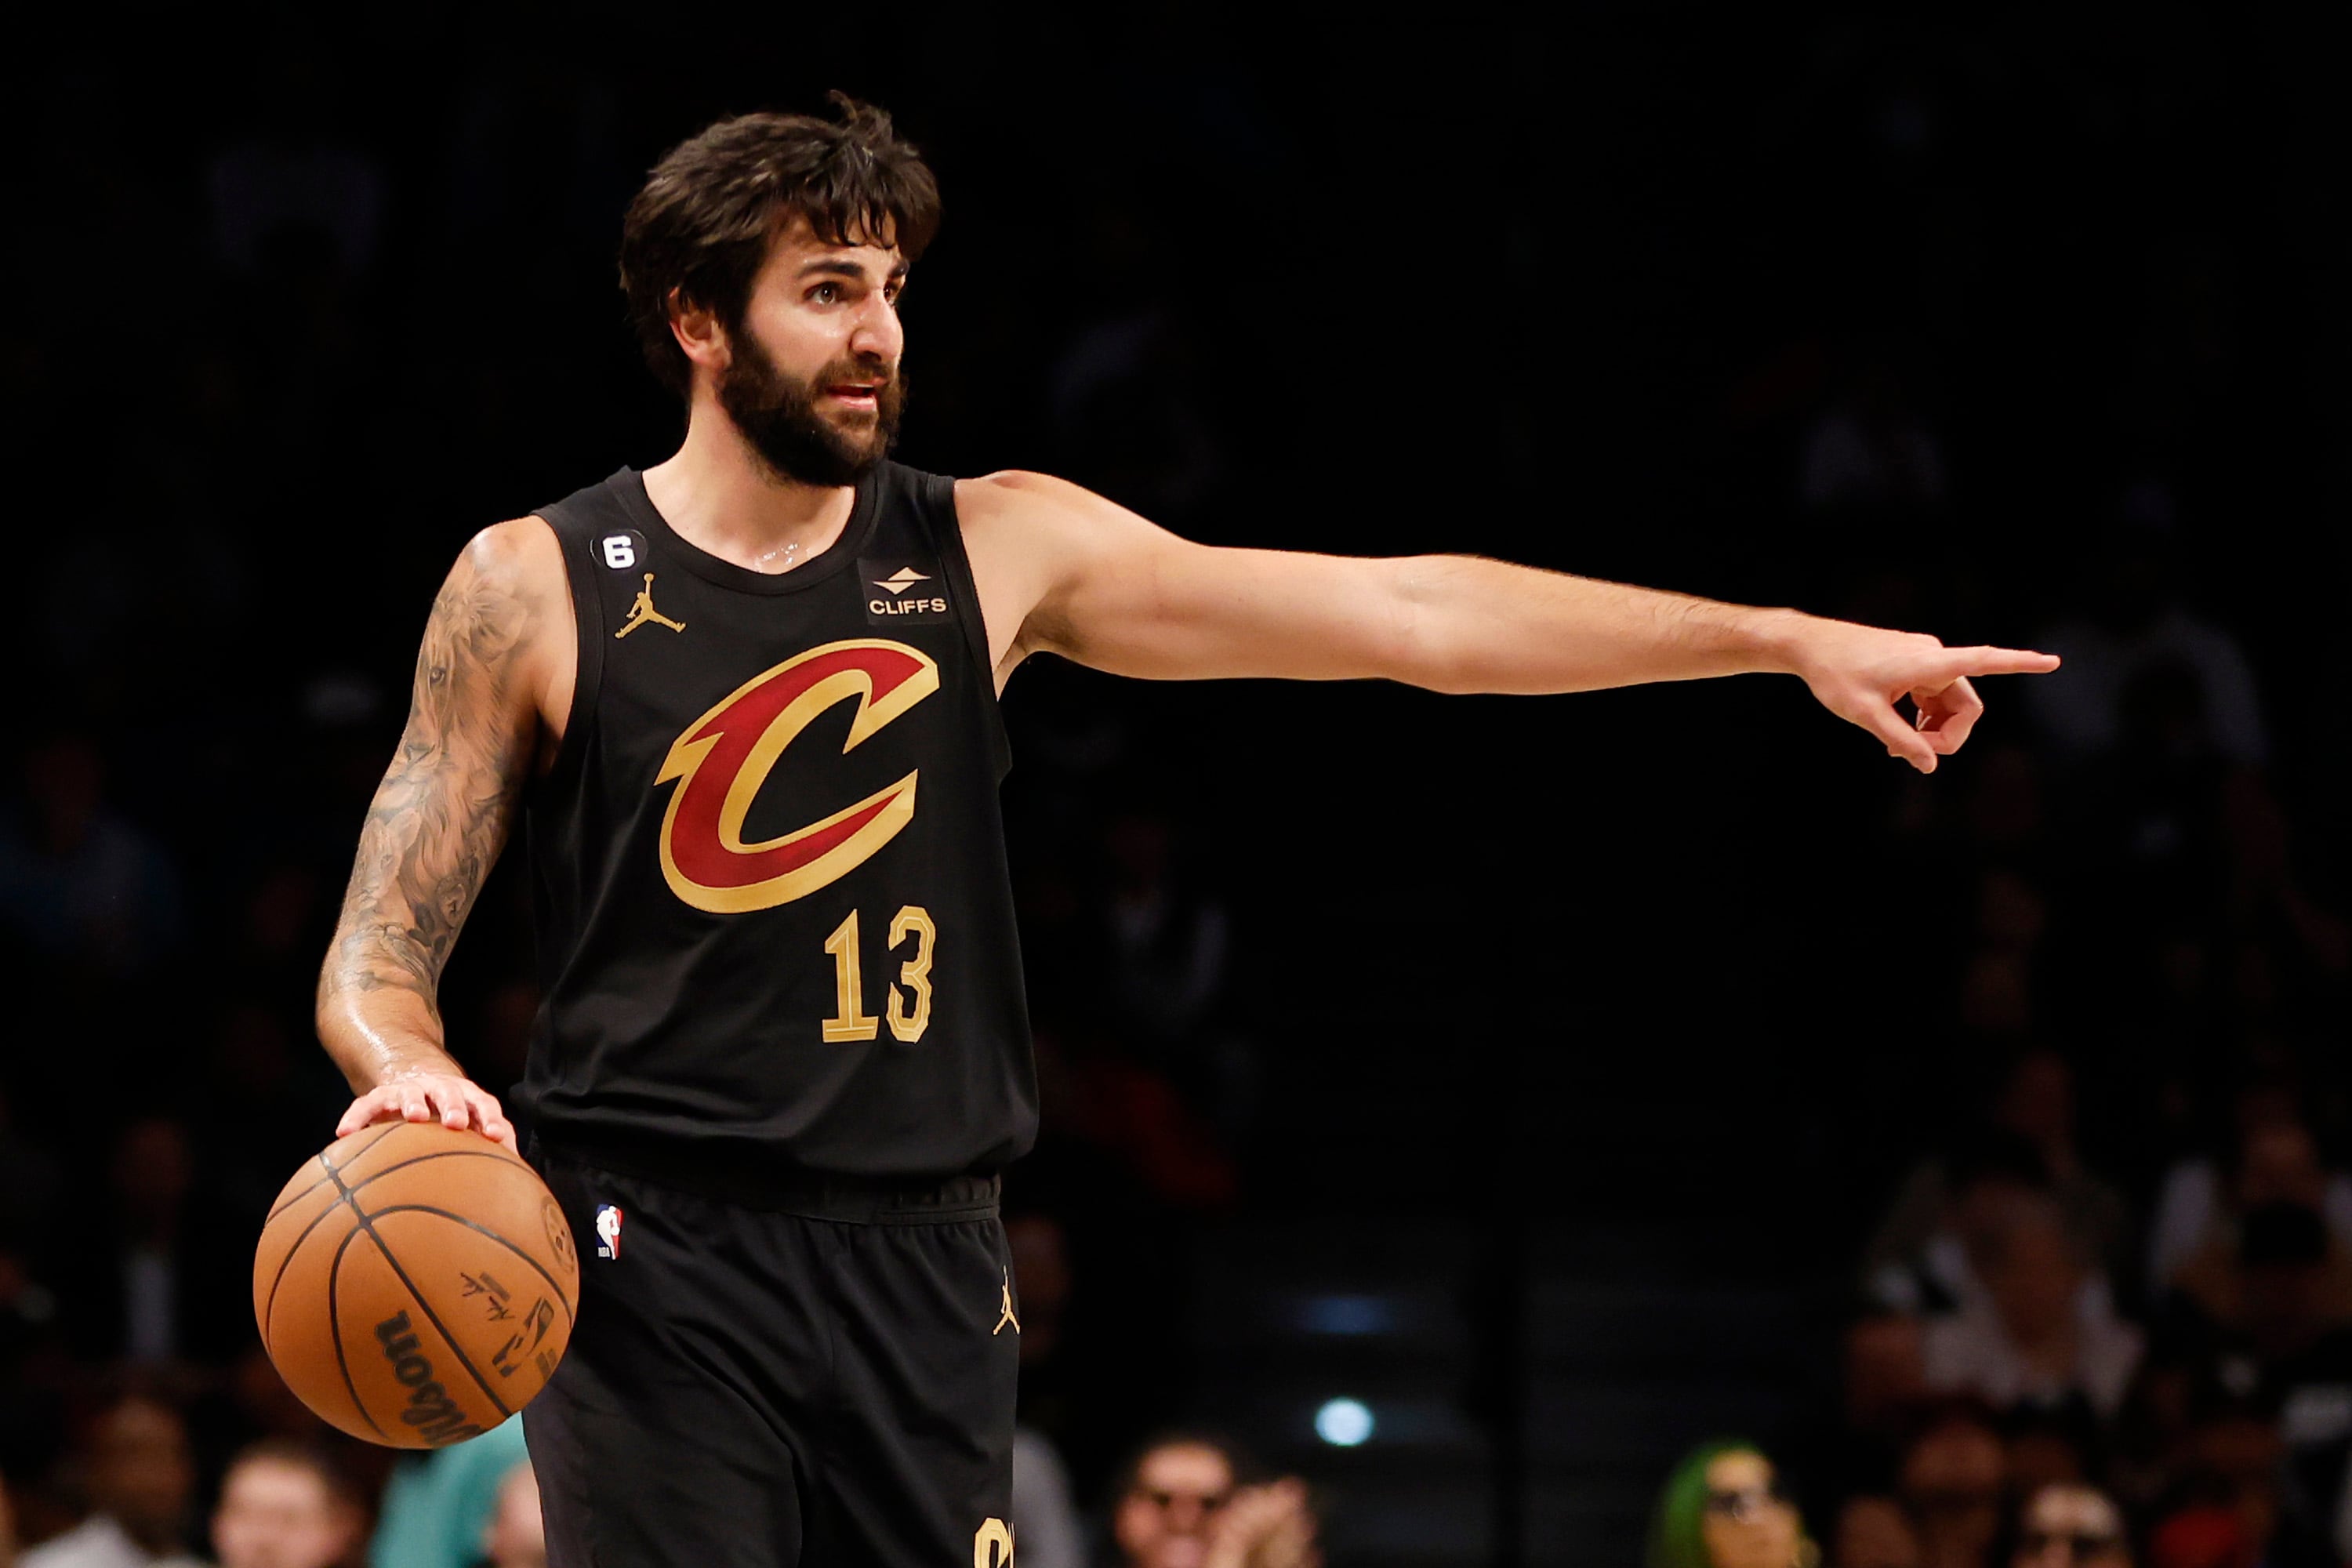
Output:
top-left (1650, 490), bottom-right (2351, 1566)
top-left (0, 1392), bottom-right (1319, 1568)
top-left (1649, 471), bottom-right (2350, 1557)
top-left (1772, 656), bottom-right (2352, 1568)
top-left (1750, 252), bottom-right (2351, 1568)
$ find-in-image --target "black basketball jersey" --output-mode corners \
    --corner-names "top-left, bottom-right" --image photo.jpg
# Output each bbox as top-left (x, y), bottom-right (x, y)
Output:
top-left (514, 463), bottom-right (1036, 1186)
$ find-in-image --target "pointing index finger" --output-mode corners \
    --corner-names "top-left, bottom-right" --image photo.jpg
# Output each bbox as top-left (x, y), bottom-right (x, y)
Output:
top-left (1937, 646), bottom-right (2061, 681)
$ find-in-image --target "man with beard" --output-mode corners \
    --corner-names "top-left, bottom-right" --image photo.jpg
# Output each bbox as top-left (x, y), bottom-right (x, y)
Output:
top-left (315, 96), bottom-right (2058, 1568)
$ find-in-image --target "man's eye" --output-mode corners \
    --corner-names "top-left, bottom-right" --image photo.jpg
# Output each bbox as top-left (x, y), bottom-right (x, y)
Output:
top-left (810, 284), bottom-right (840, 304)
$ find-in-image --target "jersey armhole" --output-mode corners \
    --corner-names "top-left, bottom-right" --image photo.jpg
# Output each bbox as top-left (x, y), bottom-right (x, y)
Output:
top-left (924, 472), bottom-right (1013, 782)
top-left (527, 506), bottom-right (607, 802)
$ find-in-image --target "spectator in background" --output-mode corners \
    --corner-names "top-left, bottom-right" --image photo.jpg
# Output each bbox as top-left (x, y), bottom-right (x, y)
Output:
top-left (2009, 1483), bottom-right (2129, 1568)
top-left (2027, 495), bottom-right (2267, 768)
top-left (1096, 808), bottom-right (1258, 1150)
top-left (2176, 1204), bottom-right (2352, 1561)
top-left (1867, 1131), bottom-right (2059, 1318)
top-left (1830, 1494), bottom-right (1920, 1568)
top-left (2143, 1507), bottom-right (2252, 1568)
top-left (1990, 1053), bottom-right (2134, 1292)
top-left (1109, 1433), bottom-right (1318, 1568)
top-left (1009, 1428), bottom-right (1081, 1568)
top-left (1101, 808), bottom-right (1230, 1052)
top-left (209, 1440), bottom-right (364, 1568)
top-left (1924, 1196), bottom-right (2145, 1421)
top-left (2151, 1100), bottom-right (2352, 1316)
top-left (23, 1395), bottom-right (201, 1568)
top-left (1053, 1026), bottom-right (1239, 1212)
top-left (1899, 1408), bottom-right (2008, 1568)
top-left (0, 733), bottom-right (183, 981)
top-left (1835, 1312), bottom-right (1932, 1493)
top-left (2145, 1382), bottom-right (2292, 1568)
top-left (367, 1417), bottom-right (526, 1568)
top-left (1646, 1441), bottom-right (1812, 1568)
top-left (996, 1209), bottom-right (1087, 1562)
top-left (1868, 1054), bottom-right (2134, 1312)
top-left (1043, 249), bottom-right (1225, 526)
top-left (56, 1118), bottom-right (244, 1368)
top-left (198, 1004), bottom-right (350, 1222)
top-left (1798, 350), bottom-right (1949, 518)
top-left (2215, 773), bottom-right (2352, 985)
top-left (475, 1462), bottom-right (541, 1568)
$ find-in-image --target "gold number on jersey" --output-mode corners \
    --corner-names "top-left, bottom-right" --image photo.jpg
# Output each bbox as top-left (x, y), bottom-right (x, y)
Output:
top-left (974, 1519), bottom-right (1013, 1568)
top-left (821, 910), bottom-right (880, 1042)
top-left (821, 906), bottom-right (935, 1044)
top-left (887, 906), bottom-right (935, 1043)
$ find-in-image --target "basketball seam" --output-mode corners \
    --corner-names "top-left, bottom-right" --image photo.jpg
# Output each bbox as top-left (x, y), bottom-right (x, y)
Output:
top-left (325, 1224), bottom-right (393, 1443)
top-left (341, 1149), bottom-right (530, 1202)
top-left (361, 1204), bottom-right (579, 1327)
top-left (266, 1137), bottom-right (521, 1337)
top-left (267, 1122), bottom-right (401, 1221)
top-left (264, 1192), bottom-right (350, 1342)
top-left (263, 1127), bottom-right (410, 1339)
top-left (321, 1162), bottom-right (517, 1426)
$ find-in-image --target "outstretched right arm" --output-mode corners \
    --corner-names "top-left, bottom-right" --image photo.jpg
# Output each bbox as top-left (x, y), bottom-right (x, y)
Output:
top-left (317, 520), bottom-right (568, 1151)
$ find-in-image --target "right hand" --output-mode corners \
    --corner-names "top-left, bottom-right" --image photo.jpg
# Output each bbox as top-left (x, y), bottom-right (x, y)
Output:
top-left (1786, 616), bottom-right (2060, 775)
top-left (337, 1073), bottom-right (516, 1152)
top-left (1204, 1479), bottom-right (1321, 1568)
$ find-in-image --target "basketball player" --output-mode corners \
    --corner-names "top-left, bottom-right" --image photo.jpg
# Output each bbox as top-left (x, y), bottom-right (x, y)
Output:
top-left (315, 97), bottom-right (2057, 1566)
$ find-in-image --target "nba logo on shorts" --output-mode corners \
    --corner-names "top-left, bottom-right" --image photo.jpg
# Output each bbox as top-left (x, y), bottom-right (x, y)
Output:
top-left (593, 1204), bottom-right (623, 1260)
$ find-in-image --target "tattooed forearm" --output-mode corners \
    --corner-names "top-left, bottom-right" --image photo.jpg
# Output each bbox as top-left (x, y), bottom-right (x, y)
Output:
top-left (318, 537), bottom-right (541, 1044)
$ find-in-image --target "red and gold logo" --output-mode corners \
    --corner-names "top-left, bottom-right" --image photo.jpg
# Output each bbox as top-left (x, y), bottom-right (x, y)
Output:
top-left (654, 640), bottom-right (939, 913)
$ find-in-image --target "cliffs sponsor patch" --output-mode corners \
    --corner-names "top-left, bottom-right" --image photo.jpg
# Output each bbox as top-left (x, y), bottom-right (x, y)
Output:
top-left (858, 559), bottom-right (953, 626)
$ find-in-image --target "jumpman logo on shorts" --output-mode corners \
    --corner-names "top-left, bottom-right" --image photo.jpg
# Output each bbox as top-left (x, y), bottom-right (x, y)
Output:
top-left (993, 1269), bottom-right (1020, 1336)
top-left (615, 574), bottom-right (685, 638)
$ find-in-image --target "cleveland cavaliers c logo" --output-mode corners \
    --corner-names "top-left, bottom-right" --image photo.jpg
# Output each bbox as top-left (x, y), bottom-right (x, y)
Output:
top-left (654, 640), bottom-right (940, 913)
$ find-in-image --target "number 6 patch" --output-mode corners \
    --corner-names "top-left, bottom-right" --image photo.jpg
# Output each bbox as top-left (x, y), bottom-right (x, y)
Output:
top-left (597, 532), bottom-right (648, 571)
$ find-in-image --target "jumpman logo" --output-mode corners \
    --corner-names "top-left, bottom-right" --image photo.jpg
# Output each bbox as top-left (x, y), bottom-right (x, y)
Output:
top-left (993, 1269), bottom-right (1020, 1336)
top-left (615, 574), bottom-right (685, 638)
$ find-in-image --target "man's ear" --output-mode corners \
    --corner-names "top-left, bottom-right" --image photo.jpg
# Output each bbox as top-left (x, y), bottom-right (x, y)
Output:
top-left (668, 287), bottom-right (731, 378)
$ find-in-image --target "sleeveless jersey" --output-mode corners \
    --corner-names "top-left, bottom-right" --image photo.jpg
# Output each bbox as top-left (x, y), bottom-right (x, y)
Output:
top-left (515, 463), bottom-right (1036, 1186)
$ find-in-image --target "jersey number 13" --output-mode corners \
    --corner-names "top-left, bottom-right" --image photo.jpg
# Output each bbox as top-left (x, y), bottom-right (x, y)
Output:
top-left (820, 906), bottom-right (935, 1044)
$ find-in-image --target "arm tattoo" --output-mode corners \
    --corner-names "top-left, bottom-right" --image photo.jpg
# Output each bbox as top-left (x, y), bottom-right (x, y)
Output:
top-left (322, 556), bottom-right (535, 1010)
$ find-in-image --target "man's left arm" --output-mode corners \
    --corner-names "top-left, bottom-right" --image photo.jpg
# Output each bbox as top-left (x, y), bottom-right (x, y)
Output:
top-left (957, 472), bottom-right (2057, 774)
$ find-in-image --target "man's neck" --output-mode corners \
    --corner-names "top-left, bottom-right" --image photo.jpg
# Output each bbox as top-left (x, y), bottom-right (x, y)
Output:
top-left (641, 401), bottom-right (858, 575)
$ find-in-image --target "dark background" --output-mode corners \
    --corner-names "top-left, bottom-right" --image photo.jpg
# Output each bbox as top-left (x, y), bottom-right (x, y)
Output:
top-left (4, 5), bottom-right (2350, 1564)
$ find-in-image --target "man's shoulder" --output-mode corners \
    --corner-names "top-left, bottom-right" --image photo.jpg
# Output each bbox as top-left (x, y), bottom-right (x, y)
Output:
top-left (949, 471), bottom-right (1118, 537)
top-left (450, 516), bottom-right (568, 608)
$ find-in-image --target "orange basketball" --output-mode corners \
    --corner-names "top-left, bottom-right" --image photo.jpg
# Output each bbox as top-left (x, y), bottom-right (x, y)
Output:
top-left (252, 1121), bottom-right (580, 1448)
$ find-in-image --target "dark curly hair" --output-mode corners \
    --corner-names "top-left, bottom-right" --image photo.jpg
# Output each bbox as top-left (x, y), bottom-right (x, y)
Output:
top-left (619, 93), bottom-right (941, 397)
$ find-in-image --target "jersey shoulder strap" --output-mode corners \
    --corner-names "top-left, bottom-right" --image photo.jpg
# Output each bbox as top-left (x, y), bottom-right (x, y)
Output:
top-left (873, 463), bottom-right (1008, 777)
top-left (527, 471), bottom-right (633, 798)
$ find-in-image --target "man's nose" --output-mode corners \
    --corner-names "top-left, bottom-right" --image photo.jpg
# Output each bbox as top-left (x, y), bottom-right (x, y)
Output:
top-left (850, 295), bottom-right (902, 363)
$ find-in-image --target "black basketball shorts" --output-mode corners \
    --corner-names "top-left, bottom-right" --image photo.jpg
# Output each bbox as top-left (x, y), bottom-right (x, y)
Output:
top-left (523, 1145), bottom-right (1021, 1567)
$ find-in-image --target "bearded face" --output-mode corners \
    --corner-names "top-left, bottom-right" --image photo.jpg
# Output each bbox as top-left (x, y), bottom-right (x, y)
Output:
top-left (717, 319), bottom-right (906, 488)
